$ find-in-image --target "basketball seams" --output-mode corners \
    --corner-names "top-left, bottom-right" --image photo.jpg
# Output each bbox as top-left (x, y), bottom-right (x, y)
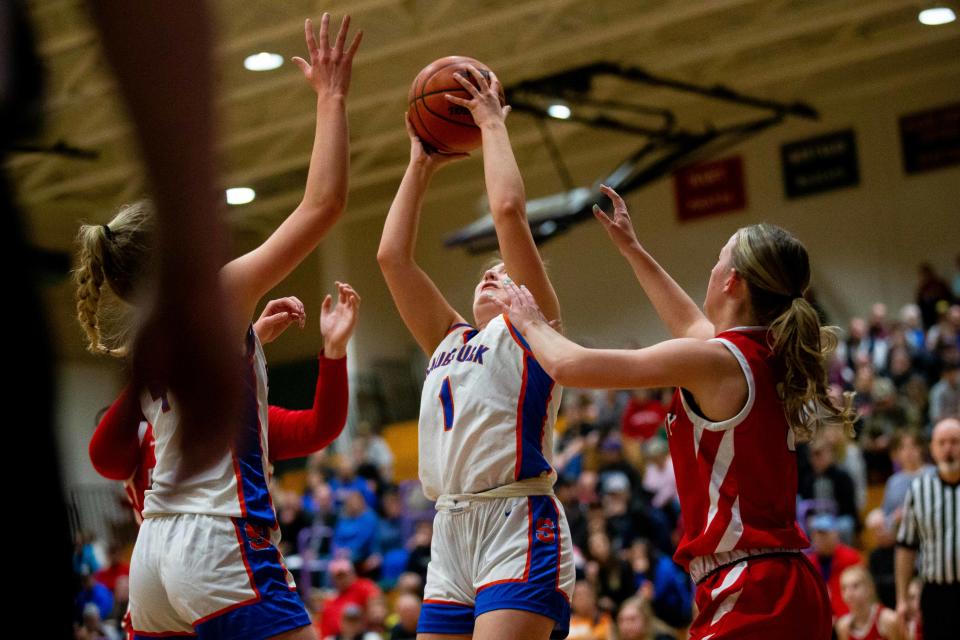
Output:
top-left (408, 56), bottom-right (495, 153)
top-left (411, 99), bottom-right (449, 152)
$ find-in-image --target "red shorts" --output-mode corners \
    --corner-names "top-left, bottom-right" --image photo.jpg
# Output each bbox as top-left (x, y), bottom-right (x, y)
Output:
top-left (689, 553), bottom-right (831, 640)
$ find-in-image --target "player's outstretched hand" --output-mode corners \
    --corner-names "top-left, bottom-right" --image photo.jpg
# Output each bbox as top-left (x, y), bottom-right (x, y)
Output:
top-left (405, 113), bottom-right (469, 171)
top-left (254, 296), bottom-right (306, 344)
top-left (320, 281), bottom-right (361, 358)
top-left (292, 13), bottom-right (363, 98)
top-left (593, 184), bottom-right (642, 256)
top-left (444, 66), bottom-right (510, 128)
top-left (490, 280), bottom-right (550, 334)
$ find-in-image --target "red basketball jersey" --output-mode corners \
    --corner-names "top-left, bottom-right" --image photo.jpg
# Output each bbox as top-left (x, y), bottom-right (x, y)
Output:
top-left (666, 327), bottom-right (810, 571)
top-left (123, 420), bottom-right (155, 525)
top-left (848, 605), bottom-right (891, 640)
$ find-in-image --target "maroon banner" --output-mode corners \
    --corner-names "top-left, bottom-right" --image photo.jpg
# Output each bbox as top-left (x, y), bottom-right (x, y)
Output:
top-left (673, 156), bottom-right (747, 221)
top-left (900, 102), bottom-right (960, 174)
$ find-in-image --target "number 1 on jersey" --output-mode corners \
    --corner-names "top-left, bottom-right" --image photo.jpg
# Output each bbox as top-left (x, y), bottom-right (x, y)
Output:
top-left (439, 377), bottom-right (455, 431)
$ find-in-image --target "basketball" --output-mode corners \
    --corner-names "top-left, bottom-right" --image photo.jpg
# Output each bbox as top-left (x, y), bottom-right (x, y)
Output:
top-left (407, 56), bottom-right (505, 154)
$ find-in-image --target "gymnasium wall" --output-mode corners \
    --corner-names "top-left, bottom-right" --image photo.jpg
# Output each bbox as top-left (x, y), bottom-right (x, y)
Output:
top-left (56, 68), bottom-right (960, 490)
top-left (342, 71), bottom-right (960, 369)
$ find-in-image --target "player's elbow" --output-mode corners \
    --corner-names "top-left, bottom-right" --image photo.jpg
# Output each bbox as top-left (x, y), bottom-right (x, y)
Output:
top-left (489, 198), bottom-right (526, 222)
top-left (376, 246), bottom-right (413, 272)
top-left (301, 196), bottom-right (347, 226)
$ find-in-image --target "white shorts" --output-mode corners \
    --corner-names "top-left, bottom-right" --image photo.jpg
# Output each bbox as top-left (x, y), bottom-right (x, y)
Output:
top-left (419, 495), bottom-right (575, 638)
top-left (129, 513), bottom-right (309, 639)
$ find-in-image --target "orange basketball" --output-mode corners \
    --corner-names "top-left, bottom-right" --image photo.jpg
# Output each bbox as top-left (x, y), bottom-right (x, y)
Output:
top-left (407, 56), bottom-right (505, 154)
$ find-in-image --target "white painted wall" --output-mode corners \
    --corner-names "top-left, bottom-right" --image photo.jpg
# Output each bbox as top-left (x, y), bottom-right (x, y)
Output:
top-left (56, 362), bottom-right (122, 487)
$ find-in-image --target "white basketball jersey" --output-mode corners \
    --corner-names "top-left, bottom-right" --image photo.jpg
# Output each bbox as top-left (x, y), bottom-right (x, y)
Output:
top-left (140, 327), bottom-right (277, 525)
top-left (418, 314), bottom-right (562, 500)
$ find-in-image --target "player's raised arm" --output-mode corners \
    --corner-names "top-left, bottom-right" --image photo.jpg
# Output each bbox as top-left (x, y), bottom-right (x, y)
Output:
top-left (221, 13), bottom-right (362, 326)
top-left (445, 67), bottom-right (561, 327)
top-left (491, 282), bottom-right (738, 393)
top-left (377, 117), bottom-right (468, 355)
top-left (593, 185), bottom-right (714, 340)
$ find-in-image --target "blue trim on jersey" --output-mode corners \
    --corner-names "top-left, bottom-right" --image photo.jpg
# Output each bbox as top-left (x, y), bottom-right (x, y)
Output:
top-left (418, 601), bottom-right (475, 635)
top-left (233, 328), bottom-right (276, 526)
top-left (446, 322), bottom-right (474, 336)
top-left (439, 377), bottom-right (455, 431)
top-left (517, 355), bottom-right (555, 481)
top-left (193, 519), bottom-right (309, 639)
top-left (133, 634), bottom-right (196, 639)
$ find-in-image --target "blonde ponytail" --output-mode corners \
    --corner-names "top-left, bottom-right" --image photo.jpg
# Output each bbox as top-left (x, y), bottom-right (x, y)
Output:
top-left (732, 224), bottom-right (856, 442)
top-left (769, 297), bottom-right (856, 441)
top-left (73, 201), bottom-right (156, 357)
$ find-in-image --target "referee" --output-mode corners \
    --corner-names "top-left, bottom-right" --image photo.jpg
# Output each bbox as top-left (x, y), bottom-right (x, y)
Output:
top-left (895, 417), bottom-right (960, 640)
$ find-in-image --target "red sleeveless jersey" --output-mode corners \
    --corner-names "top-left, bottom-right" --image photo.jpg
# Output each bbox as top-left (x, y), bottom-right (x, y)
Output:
top-left (848, 604), bottom-right (891, 640)
top-left (666, 327), bottom-right (810, 571)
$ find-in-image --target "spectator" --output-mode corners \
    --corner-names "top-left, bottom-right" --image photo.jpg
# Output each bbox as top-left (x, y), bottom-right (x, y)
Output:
top-left (585, 531), bottom-right (635, 610)
top-left (75, 602), bottom-right (118, 640)
top-left (75, 567), bottom-right (114, 624)
top-left (556, 476), bottom-right (589, 554)
top-left (835, 566), bottom-right (898, 640)
top-left (805, 514), bottom-right (863, 619)
top-left (375, 487), bottom-right (408, 587)
top-left (93, 543), bottom-right (129, 594)
top-left (404, 520), bottom-right (433, 582)
top-left (864, 509), bottom-right (896, 609)
top-left (277, 487), bottom-right (311, 558)
top-left (332, 490), bottom-right (380, 570)
top-left (899, 304), bottom-right (927, 354)
top-left (73, 531), bottom-right (101, 575)
top-left (627, 540), bottom-right (692, 630)
top-left (800, 439), bottom-right (861, 542)
top-left (925, 304), bottom-right (960, 356)
top-left (316, 558), bottom-right (382, 639)
top-left (895, 418), bottom-right (960, 640)
top-left (640, 439), bottom-right (678, 527)
top-left (915, 263), bottom-right (952, 330)
top-left (389, 593), bottom-right (421, 640)
top-left (860, 377), bottom-right (907, 482)
top-left (365, 595), bottom-right (388, 636)
top-left (352, 421), bottom-right (395, 483)
top-left (620, 389), bottom-right (666, 442)
top-left (952, 254), bottom-right (960, 300)
top-left (325, 602), bottom-right (380, 640)
top-left (929, 360), bottom-right (960, 425)
top-left (881, 430), bottom-right (933, 529)
top-left (903, 578), bottom-right (923, 640)
top-left (602, 472), bottom-right (670, 554)
top-left (824, 422), bottom-right (868, 513)
top-left (598, 435), bottom-right (643, 495)
top-left (395, 572), bottom-right (424, 598)
top-left (568, 580), bottom-right (613, 640)
top-left (596, 389), bottom-right (631, 435)
top-left (330, 458), bottom-right (377, 510)
top-left (615, 597), bottom-right (676, 640)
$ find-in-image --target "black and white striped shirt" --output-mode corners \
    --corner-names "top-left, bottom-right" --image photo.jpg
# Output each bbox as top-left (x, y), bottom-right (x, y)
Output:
top-left (896, 471), bottom-right (960, 584)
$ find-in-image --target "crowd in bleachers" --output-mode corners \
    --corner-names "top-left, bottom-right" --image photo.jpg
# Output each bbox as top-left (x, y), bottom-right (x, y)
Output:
top-left (73, 260), bottom-right (960, 640)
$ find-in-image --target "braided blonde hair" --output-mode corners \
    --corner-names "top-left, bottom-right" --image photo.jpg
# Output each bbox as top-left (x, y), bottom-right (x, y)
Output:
top-left (74, 200), bottom-right (156, 357)
top-left (731, 224), bottom-right (856, 442)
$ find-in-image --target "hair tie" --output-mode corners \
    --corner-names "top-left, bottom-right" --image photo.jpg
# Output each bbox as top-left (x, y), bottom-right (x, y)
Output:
top-left (102, 224), bottom-right (113, 241)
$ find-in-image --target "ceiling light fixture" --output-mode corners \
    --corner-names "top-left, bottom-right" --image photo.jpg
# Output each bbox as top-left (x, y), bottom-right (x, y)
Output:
top-left (918, 7), bottom-right (956, 25)
top-left (547, 103), bottom-right (572, 120)
top-left (244, 52), bottom-right (284, 71)
top-left (226, 187), bottom-right (256, 205)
